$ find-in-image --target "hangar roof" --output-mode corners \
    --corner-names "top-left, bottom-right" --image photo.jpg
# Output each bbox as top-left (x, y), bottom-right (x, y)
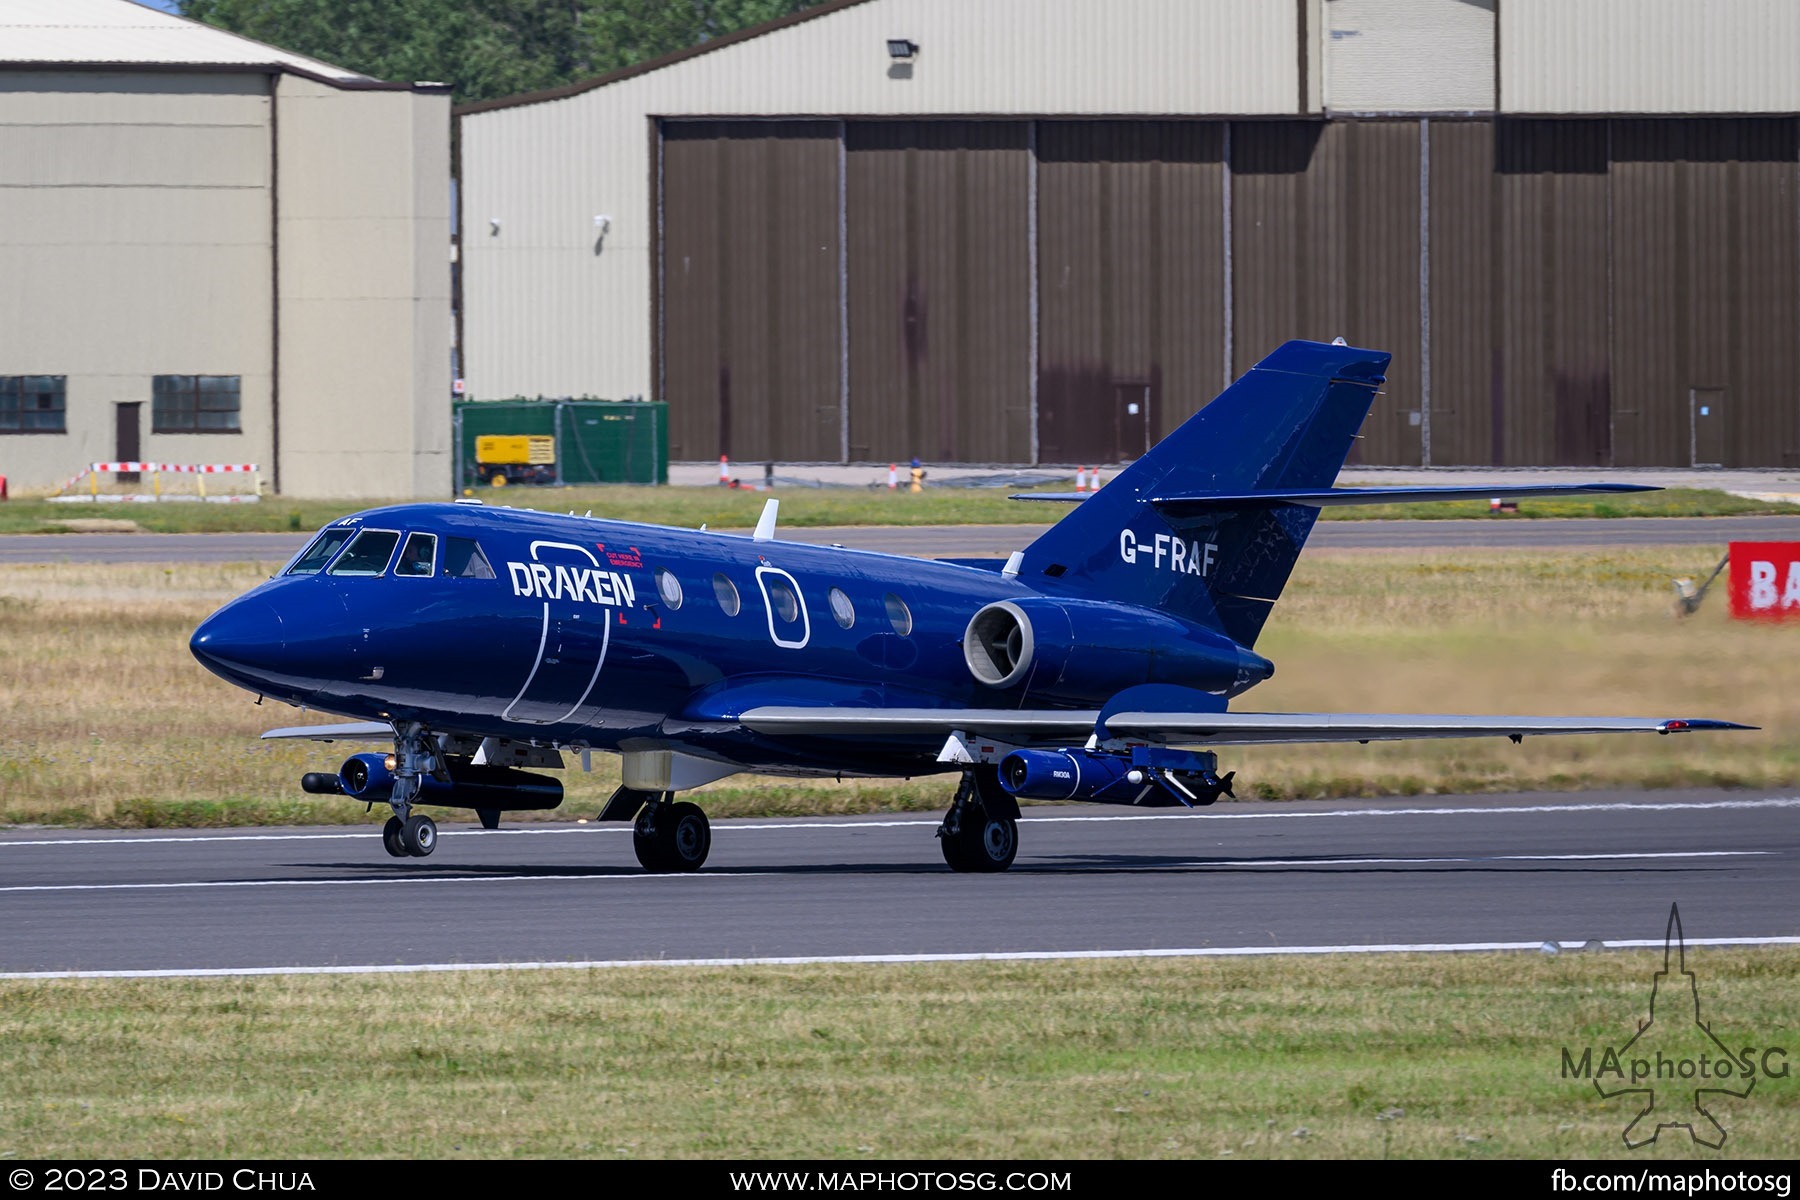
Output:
top-left (0, 0), bottom-right (371, 81)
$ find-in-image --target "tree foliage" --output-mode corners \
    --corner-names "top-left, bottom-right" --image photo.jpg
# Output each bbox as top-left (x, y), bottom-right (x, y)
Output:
top-left (180, 0), bottom-right (825, 104)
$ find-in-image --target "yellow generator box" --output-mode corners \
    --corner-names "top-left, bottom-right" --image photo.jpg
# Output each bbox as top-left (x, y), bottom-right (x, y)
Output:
top-left (476, 434), bottom-right (556, 466)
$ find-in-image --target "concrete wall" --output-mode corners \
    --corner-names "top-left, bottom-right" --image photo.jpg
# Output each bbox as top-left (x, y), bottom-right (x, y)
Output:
top-left (1324, 0), bottom-right (1495, 113)
top-left (276, 74), bottom-right (451, 498)
top-left (1502, 0), bottom-right (1800, 113)
top-left (0, 67), bottom-right (450, 498)
top-left (0, 71), bottom-right (273, 487)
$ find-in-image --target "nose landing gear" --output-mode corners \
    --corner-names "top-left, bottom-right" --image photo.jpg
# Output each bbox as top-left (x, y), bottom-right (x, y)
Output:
top-left (378, 724), bottom-right (440, 858)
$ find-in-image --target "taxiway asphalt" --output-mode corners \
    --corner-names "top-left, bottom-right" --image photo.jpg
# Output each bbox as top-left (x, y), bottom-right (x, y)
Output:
top-left (3, 791), bottom-right (1793, 976)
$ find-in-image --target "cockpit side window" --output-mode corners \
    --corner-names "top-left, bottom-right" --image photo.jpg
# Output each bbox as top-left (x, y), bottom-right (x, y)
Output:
top-left (285, 527), bottom-right (355, 575)
top-left (326, 529), bottom-right (400, 577)
top-left (442, 536), bottom-right (497, 580)
top-left (395, 532), bottom-right (438, 578)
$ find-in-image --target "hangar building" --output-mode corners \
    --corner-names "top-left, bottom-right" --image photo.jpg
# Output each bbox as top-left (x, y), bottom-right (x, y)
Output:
top-left (0, 0), bottom-right (450, 497)
top-left (461, 0), bottom-right (1800, 470)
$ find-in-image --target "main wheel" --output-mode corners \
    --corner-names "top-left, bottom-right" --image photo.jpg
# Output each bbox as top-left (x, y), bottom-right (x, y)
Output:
top-left (657, 801), bottom-right (711, 872)
top-left (939, 826), bottom-right (970, 870)
top-left (401, 813), bottom-right (437, 857)
top-left (632, 805), bottom-right (667, 871)
top-left (381, 816), bottom-right (407, 858)
top-left (947, 803), bottom-right (1017, 873)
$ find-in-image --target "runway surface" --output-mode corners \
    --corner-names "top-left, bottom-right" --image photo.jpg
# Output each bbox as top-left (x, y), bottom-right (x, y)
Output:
top-left (3, 791), bottom-right (1794, 976)
top-left (3, 514), bottom-right (1799, 565)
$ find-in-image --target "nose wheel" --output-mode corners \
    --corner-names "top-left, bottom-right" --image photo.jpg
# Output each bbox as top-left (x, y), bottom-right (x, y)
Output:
top-left (383, 813), bottom-right (437, 857)
top-left (377, 724), bottom-right (440, 859)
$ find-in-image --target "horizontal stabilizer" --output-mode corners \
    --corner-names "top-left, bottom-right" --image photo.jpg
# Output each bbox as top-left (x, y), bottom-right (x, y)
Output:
top-left (1151, 483), bottom-right (1656, 516)
top-left (260, 721), bottom-right (393, 742)
top-left (738, 706), bottom-right (1752, 747)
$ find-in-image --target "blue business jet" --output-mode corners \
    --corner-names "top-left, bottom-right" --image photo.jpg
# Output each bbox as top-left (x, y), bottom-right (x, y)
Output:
top-left (191, 341), bottom-right (1751, 871)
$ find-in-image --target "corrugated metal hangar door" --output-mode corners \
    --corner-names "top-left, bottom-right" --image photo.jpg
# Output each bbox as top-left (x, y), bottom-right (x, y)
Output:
top-left (845, 122), bottom-right (1033, 464)
top-left (660, 119), bottom-right (1036, 465)
top-left (656, 116), bottom-right (1800, 468)
top-left (1229, 120), bottom-right (1423, 466)
top-left (1035, 121), bottom-right (1225, 464)
top-left (660, 121), bottom-right (842, 464)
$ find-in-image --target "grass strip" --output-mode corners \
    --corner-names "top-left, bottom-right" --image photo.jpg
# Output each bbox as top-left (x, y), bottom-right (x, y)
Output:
top-left (1, 950), bottom-right (1793, 1159)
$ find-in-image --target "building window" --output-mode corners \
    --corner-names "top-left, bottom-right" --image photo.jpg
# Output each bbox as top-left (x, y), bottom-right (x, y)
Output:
top-left (0, 376), bottom-right (66, 433)
top-left (153, 375), bottom-right (241, 433)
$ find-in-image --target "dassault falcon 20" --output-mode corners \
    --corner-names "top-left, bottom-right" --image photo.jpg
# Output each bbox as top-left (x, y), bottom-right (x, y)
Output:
top-left (190, 340), bottom-right (1751, 872)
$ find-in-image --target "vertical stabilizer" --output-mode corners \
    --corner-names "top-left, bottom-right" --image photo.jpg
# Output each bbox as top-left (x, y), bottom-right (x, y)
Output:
top-left (1018, 340), bottom-right (1389, 646)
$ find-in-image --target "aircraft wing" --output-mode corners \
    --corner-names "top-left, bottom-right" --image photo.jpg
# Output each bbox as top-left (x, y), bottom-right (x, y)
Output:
top-left (737, 707), bottom-right (1752, 746)
top-left (260, 721), bottom-right (393, 742)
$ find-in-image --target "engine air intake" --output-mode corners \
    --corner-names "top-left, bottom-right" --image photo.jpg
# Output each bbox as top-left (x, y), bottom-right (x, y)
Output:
top-left (963, 601), bottom-right (1033, 688)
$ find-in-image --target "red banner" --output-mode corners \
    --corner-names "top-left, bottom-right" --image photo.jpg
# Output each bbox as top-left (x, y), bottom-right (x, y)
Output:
top-left (1728, 542), bottom-right (1800, 619)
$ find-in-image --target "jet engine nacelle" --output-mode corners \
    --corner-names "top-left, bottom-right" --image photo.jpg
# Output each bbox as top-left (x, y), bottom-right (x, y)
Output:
top-left (963, 598), bottom-right (1272, 705)
top-left (303, 752), bottom-right (563, 811)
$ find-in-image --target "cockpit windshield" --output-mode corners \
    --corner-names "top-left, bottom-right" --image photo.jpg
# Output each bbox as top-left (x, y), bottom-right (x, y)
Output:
top-left (327, 529), bottom-right (400, 577)
top-left (395, 532), bottom-right (437, 577)
top-left (285, 527), bottom-right (355, 575)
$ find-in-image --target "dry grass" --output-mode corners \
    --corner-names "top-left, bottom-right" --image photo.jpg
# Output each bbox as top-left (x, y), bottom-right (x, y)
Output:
top-left (2, 485), bottom-right (1793, 535)
top-left (0, 949), bottom-right (1794, 1159)
top-left (0, 547), bottom-right (1792, 828)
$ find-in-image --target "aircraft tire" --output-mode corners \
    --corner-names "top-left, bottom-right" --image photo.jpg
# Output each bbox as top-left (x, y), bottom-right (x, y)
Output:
top-left (632, 807), bottom-right (667, 871)
top-left (381, 817), bottom-right (407, 858)
top-left (658, 802), bottom-right (711, 872)
top-left (401, 813), bottom-right (437, 857)
top-left (939, 828), bottom-right (970, 870)
top-left (944, 803), bottom-right (1018, 873)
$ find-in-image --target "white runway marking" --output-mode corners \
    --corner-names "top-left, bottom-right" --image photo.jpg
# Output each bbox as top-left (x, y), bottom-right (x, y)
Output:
top-left (0, 848), bottom-right (1771, 895)
top-left (2, 795), bottom-right (1797, 850)
top-left (7, 935), bottom-right (1800, 981)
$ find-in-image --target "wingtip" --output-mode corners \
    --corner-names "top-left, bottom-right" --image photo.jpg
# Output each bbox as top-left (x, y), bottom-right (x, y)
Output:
top-left (1655, 719), bottom-right (1759, 734)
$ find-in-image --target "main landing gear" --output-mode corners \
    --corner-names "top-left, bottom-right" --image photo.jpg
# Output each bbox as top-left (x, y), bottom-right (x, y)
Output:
top-left (937, 767), bottom-right (1020, 873)
top-left (631, 794), bottom-right (712, 872)
top-left (380, 724), bottom-right (439, 859)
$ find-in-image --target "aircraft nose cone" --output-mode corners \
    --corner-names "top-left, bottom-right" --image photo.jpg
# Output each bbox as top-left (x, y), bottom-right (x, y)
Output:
top-left (191, 596), bottom-right (285, 680)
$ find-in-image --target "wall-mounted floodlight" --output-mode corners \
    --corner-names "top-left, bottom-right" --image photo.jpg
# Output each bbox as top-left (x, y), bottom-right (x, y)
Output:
top-left (489, 217), bottom-right (501, 235)
top-left (593, 214), bottom-right (612, 234)
top-left (887, 38), bottom-right (918, 60)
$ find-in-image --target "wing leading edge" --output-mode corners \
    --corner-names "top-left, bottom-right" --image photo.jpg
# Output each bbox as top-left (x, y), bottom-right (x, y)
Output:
top-left (738, 707), bottom-right (1754, 747)
top-left (260, 721), bottom-right (393, 742)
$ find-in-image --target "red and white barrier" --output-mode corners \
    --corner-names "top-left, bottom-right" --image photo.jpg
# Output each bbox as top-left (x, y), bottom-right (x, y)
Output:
top-left (50, 463), bottom-right (261, 503)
